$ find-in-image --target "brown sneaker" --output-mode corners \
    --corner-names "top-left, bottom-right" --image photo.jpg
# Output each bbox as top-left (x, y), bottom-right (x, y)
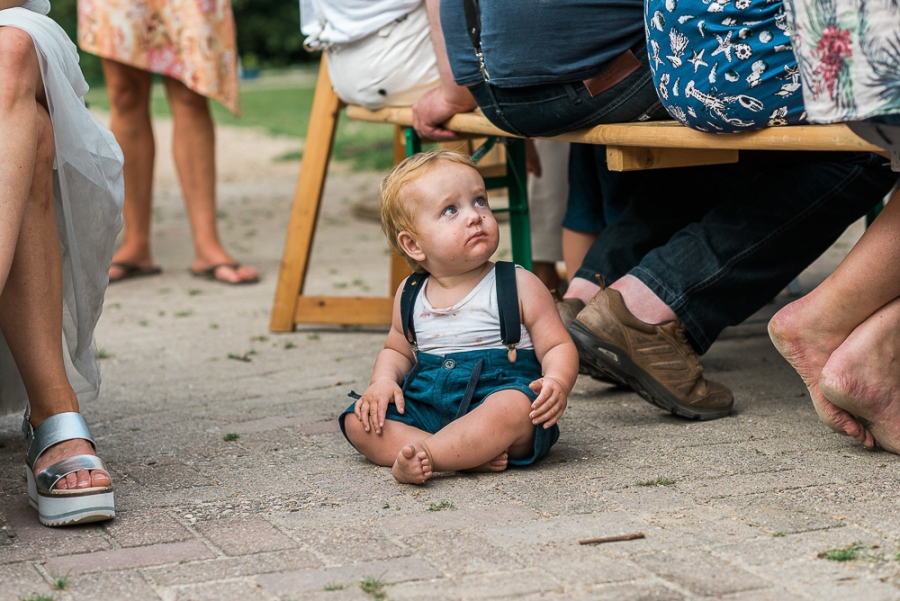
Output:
top-left (556, 297), bottom-right (627, 387)
top-left (568, 287), bottom-right (733, 420)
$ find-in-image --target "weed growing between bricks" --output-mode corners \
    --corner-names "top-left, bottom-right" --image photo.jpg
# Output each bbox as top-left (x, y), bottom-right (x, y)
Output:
top-left (360, 574), bottom-right (388, 600)
top-left (819, 542), bottom-right (868, 561)
top-left (637, 476), bottom-right (675, 487)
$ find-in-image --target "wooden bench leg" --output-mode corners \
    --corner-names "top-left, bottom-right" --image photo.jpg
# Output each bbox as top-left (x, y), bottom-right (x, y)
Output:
top-left (270, 59), bottom-right (344, 332)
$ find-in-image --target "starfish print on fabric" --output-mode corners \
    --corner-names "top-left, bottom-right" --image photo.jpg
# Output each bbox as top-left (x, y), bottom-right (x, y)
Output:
top-left (650, 39), bottom-right (664, 69)
top-left (712, 30), bottom-right (734, 62)
top-left (688, 48), bottom-right (709, 72)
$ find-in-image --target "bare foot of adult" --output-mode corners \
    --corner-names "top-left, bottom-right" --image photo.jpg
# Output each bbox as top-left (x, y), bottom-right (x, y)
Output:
top-left (392, 443), bottom-right (433, 484)
top-left (769, 299), bottom-right (874, 448)
top-left (462, 452), bottom-right (509, 473)
top-left (32, 438), bottom-right (111, 490)
top-left (819, 297), bottom-right (900, 454)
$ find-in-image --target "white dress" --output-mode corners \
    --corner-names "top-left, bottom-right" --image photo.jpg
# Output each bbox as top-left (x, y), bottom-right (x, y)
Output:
top-left (0, 1), bottom-right (124, 416)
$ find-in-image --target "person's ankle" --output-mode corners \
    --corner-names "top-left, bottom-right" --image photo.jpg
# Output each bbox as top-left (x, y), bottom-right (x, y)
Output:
top-left (609, 275), bottom-right (677, 325)
top-left (564, 276), bottom-right (600, 305)
top-left (26, 390), bottom-right (80, 427)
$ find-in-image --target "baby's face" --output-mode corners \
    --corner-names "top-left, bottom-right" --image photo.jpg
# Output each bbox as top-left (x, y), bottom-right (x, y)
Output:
top-left (403, 161), bottom-right (499, 275)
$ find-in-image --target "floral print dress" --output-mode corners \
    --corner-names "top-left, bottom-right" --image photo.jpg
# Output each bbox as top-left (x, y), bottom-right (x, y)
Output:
top-left (786, 0), bottom-right (900, 124)
top-left (78, 0), bottom-right (241, 115)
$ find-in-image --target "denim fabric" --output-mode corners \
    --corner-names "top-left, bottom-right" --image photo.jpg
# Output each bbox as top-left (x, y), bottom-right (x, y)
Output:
top-left (574, 151), bottom-right (899, 353)
top-left (468, 41), bottom-right (668, 138)
top-left (339, 349), bottom-right (559, 466)
top-left (562, 144), bottom-right (644, 233)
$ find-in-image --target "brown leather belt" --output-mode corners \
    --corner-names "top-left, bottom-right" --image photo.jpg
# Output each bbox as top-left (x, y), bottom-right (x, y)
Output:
top-left (582, 50), bottom-right (643, 98)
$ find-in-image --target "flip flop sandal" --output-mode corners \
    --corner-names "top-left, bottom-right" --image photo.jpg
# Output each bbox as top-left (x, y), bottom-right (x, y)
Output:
top-left (24, 411), bottom-right (115, 527)
top-left (108, 262), bottom-right (162, 283)
top-left (191, 263), bottom-right (260, 285)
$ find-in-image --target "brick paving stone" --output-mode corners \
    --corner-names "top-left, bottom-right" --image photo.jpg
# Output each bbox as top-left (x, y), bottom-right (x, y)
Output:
top-left (272, 498), bottom-right (424, 531)
top-left (0, 505), bottom-right (112, 563)
top-left (399, 530), bottom-right (522, 576)
top-left (299, 586), bottom-right (373, 600)
top-left (44, 539), bottom-right (215, 575)
top-left (713, 492), bottom-right (845, 534)
top-left (482, 512), bottom-right (648, 548)
top-left (196, 515), bottom-right (296, 555)
top-left (512, 542), bottom-right (646, 586)
top-left (168, 580), bottom-right (272, 601)
top-left (104, 509), bottom-right (194, 547)
top-left (633, 548), bottom-right (770, 596)
top-left (0, 563), bottom-right (53, 601)
top-left (307, 471), bottom-right (404, 504)
top-left (714, 525), bottom-right (888, 566)
top-left (490, 473), bottom-right (612, 516)
top-left (145, 548), bottom-right (322, 586)
top-left (296, 420), bottom-right (341, 436)
top-left (387, 568), bottom-right (562, 600)
top-left (293, 523), bottom-right (410, 563)
top-left (601, 486), bottom-right (696, 516)
top-left (675, 469), bottom-right (839, 500)
top-left (696, 588), bottom-right (810, 601)
top-left (516, 579), bottom-right (687, 601)
top-left (256, 557), bottom-right (440, 595)
top-left (378, 503), bottom-right (540, 536)
top-left (764, 561), bottom-right (900, 600)
top-left (120, 458), bottom-right (214, 489)
top-left (68, 568), bottom-right (162, 600)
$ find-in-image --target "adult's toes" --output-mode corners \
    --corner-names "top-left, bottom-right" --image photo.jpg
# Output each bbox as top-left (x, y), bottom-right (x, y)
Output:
top-left (76, 468), bottom-right (92, 488)
top-left (91, 470), bottom-right (111, 487)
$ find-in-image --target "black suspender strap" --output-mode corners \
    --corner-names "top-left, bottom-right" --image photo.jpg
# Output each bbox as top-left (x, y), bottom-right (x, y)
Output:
top-left (400, 272), bottom-right (429, 355)
top-left (399, 263), bottom-right (521, 363)
top-left (495, 261), bottom-right (520, 363)
top-left (463, 0), bottom-right (491, 81)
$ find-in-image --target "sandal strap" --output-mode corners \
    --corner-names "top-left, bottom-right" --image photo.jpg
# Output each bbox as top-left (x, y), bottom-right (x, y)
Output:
top-left (24, 412), bottom-right (96, 468)
top-left (35, 454), bottom-right (109, 492)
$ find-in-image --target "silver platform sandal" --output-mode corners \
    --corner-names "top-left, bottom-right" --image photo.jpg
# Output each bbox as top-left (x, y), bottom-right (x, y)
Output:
top-left (23, 411), bottom-right (115, 526)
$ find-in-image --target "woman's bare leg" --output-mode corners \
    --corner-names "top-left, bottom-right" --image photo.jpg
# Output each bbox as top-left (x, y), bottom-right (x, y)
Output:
top-left (0, 29), bottom-right (108, 489)
top-left (102, 59), bottom-right (156, 279)
top-left (162, 76), bottom-right (258, 283)
top-left (770, 187), bottom-right (900, 447)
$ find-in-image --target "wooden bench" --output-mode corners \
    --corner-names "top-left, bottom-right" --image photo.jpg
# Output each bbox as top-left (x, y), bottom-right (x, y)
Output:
top-left (269, 59), bottom-right (881, 333)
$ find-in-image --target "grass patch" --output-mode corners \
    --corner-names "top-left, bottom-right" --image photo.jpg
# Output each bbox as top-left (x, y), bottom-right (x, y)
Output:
top-left (96, 349), bottom-right (112, 359)
top-left (819, 542), bottom-right (866, 561)
top-left (772, 531), bottom-right (786, 537)
top-left (51, 573), bottom-right (70, 590)
top-left (360, 574), bottom-right (388, 601)
top-left (284, 341), bottom-right (297, 350)
top-left (227, 350), bottom-right (256, 362)
top-left (84, 76), bottom-right (398, 171)
top-left (427, 501), bottom-right (456, 512)
top-left (19, 596), bottom-right (53, 601)
top-left (323, 583), bottom-right (345, 591)
top-left (223, 433), bottom-right (240, 442)
top-left (637, 476), bottom-right (675, 487)
top-left (174, 311), bottom-right (193, 318)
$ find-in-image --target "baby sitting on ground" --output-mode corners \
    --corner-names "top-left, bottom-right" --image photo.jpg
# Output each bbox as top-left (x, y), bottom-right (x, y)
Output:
top-left (340, 150), bottom-right (578, 484)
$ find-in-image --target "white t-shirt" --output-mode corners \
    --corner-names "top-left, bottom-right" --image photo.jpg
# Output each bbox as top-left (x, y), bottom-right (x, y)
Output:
top-left (413, 267), bottom-right (534, 356)
top-left (300, 0), bottom-right (421, 47)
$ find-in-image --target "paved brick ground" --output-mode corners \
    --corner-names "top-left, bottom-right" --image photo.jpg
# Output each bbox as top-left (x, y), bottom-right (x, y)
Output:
top-left (1, 120), bottom-right (899, 601)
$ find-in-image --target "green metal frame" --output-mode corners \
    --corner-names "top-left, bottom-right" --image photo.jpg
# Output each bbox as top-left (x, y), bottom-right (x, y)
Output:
top-left (404, 129), bottom-right (533, 270)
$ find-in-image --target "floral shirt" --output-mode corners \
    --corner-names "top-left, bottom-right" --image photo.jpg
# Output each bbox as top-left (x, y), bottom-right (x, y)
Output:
top-left (786, 0), bottom-right (900, 123)
top-left (78, 0), bottom-right (241, 115)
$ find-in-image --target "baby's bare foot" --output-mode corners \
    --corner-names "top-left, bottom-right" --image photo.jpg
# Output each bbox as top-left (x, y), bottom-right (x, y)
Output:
top-left (462, 452), bottom-right (509, 473)
top-left (769, 299), bottom-right (874, 447)
top-left (820, 297), bottom-right (900, 454)
top-left (392, 443), bottom-right (433, 484)
top-left (33, 438), bottom-right (110, 490)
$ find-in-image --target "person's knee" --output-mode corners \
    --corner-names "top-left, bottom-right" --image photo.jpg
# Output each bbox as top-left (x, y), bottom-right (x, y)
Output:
top-left (0, 28), bottom-right (39, 105)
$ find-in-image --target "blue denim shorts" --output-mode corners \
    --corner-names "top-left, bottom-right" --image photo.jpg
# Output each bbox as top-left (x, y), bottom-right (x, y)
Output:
top-left (340, 349), bottom-right (559, 466)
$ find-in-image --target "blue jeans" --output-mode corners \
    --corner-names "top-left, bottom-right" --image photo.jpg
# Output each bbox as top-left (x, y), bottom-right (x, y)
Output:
top-left (468, 40), bottom-right (667, 137)
top-left (574, 151), bottom-right (899, 354)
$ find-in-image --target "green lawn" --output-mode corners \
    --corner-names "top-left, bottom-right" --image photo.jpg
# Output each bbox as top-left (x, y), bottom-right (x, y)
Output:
top-left (84, 72), bottom-right (396, 171)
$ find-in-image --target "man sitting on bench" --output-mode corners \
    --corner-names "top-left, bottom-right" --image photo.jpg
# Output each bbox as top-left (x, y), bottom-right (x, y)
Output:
top-left (413, 0), bottom-right (899, 427)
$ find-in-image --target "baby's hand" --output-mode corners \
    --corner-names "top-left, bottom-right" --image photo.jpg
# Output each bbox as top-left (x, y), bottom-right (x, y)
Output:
top-left (528, 376), bottom-right (568, 428)
top-left (355, 378), bottom-right (405, 435)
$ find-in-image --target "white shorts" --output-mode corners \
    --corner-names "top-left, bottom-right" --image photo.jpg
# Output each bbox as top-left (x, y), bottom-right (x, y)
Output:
top-left (325, 2), bottom-right (439, 110)
top-left (528, 139), bottom-right (569, 263)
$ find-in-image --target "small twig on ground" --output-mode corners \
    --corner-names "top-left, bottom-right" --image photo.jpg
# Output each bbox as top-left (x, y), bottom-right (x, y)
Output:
top-left (579, 533), bottom-right (646, 545)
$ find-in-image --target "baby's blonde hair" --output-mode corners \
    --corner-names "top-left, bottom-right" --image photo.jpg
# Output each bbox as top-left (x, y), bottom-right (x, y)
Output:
top-left (380, 150), bottom-right (477, 273)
